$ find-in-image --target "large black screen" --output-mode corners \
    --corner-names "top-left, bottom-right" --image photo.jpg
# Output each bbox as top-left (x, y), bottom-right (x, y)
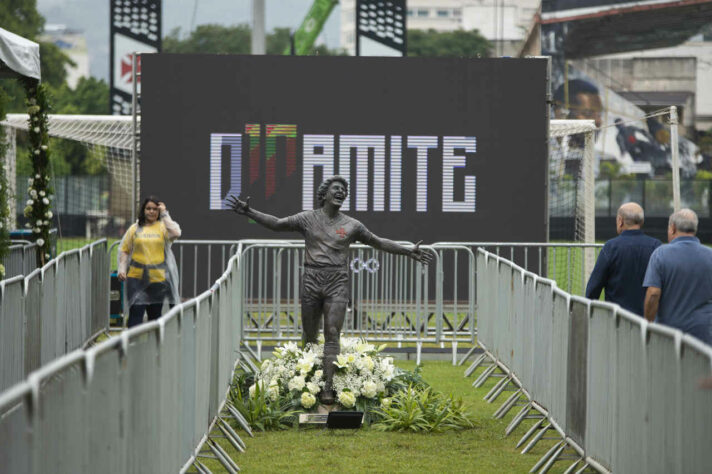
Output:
top-left (141, 54), bottom-right (547, 243)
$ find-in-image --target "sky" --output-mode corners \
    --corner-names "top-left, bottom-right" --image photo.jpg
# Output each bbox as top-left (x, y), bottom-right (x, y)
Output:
top-left (37, 0), bottom-right (342, 81)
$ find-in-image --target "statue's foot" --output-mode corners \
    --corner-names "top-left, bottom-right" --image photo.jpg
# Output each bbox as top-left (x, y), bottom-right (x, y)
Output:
top-left (320, 389), bottom-right (336, 405)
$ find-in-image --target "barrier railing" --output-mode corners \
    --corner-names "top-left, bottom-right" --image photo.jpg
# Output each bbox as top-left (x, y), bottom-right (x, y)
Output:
top-left (0, 242), bottom-right (250, 473)
top-left (470, 248), bottom-right (712, 473)
top-left (234, 241), bottom-right (601, 364)
top-left (2, 242), bottom-right (39, 280)
top-left (0, 239), bottom-right (109, 393)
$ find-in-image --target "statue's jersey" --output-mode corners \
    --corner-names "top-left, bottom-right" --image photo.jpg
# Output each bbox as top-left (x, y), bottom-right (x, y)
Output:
top-left (285, 209), bottom-right (375, 268)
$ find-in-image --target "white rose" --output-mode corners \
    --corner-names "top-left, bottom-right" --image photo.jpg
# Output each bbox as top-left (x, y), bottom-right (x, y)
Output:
top-left (28, 178), bottom-right (33, 184)
top-left (42, 198), bottom-right (49, 205)
top-left (41, 145), bottom-right (47, 150)
top-left (35, 174), bottom-right (40, 179)
top-left (33, 127), bottom-right (40, 133)
top-left (36, 238), bottom-right (45, 246)
top-left (34, 149), bottom-right (40, 155)
top-left (301, 392), bottom-right (317, 409)
top-left (45, 211), bottom-right (53, 218)
top-left (337, 391), bottom-right (356, 408)
top-left (32, 227), bottom-right (40, 233)
top-left (288, 376), bottom-right (306, 391)
top-left (268, 382), bottom-right (279, 401)
top-left (361, 381), bottom-right (378, 399)
top-left (39, 190), bottom-right (45, 197)
top-left (29, 189), bottom-right (37, 198)
top-left (24, 222), bottom-right (31, 228)
top-left (306, 382), bottom-right (320, 395)
top-left (313, 370), bottom-right (323, 381)
top-left (26, 199), bottom-right (33, 206)
top-left (44, 253), bottom-right (50, 260)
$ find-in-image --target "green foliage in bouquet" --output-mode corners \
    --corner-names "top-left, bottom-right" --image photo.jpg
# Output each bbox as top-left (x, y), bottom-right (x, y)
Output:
top-left (0, 87), bottom-right (11, 279)
top-left (22, 80), bottom-right (54, 266)
top-left (229, 370), bottom-right (298, 432)
top-left (372, 384), bottom-right (476, 433)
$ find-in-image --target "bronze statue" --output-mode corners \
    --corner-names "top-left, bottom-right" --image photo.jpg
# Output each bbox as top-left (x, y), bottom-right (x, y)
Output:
top-left (228, 176), bottom-right (432, 404)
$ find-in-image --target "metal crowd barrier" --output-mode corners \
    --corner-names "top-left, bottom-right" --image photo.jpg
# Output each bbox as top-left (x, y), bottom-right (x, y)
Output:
top-left (238, 241), bottom-right (477, 363)
top-left (2, 242), bottom-right (39, 280)
top-left (0, 242), bottom-right (250, 473)
top-left (0, 240), bottom-right (109, 393)
top-left (471, 248), bottom-right (712, 473)
top-left (235, 240), bottom-right (600, 363)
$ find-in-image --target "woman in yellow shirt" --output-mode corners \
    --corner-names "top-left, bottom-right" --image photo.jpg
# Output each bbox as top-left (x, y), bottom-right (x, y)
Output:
top-left (118, 196), bottom-right (181, 327)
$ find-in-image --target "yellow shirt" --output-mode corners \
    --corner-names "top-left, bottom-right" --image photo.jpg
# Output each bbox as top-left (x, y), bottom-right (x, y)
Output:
top-left (120, 221), bottom-right (168, 283)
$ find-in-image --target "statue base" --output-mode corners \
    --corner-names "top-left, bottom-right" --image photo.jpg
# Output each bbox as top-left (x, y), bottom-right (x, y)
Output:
top-left (317, 403), bottom-right (339, 414)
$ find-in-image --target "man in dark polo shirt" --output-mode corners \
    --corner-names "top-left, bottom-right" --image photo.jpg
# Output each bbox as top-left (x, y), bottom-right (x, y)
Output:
top-left (586, 202), bottom-right (661, 315)
top-left (644, 209), bottom-right (712, 345)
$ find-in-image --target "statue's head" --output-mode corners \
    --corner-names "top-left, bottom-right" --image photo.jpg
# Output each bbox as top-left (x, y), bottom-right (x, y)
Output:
top-left (316, 175), bottom-right (349, 208)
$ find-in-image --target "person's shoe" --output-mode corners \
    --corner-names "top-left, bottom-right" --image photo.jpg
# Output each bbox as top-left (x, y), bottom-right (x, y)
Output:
top-left (319, 389), bottom-right (336, 405)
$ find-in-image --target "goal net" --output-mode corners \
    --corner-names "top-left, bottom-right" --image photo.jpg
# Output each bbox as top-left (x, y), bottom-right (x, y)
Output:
top-left (549, 119), bottom-right (597, 291)
top-left (2, 114), bottom-right (135, 259)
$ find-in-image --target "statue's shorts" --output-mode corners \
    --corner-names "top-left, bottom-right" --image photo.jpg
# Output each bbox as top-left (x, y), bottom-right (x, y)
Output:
top-left (301, 265), bottom-right (350, 305)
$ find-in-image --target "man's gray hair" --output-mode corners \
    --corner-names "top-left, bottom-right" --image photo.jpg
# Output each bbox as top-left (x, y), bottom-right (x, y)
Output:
top-left (669, 208), bottom-right (698, 234)
top-left (617, 203), bottom-right (644, 226)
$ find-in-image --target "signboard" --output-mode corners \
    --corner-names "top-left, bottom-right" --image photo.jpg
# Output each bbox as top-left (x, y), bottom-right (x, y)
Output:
top-left (141, 55), bottom-right (548, 244)
top-left (109, 0), bottom-right (161, 115)
top-left (356, 0), bottom-right (407, 56)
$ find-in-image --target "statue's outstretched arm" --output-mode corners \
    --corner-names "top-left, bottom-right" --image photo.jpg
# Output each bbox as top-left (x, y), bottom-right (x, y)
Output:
top-left (368, 236), bottom-right (433, 265)
top-left (226, 196), bottom-right (293, 232)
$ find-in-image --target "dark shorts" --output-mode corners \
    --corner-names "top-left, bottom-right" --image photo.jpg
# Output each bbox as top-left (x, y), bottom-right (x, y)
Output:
top-left (301, 266), bottom-right (350, 305)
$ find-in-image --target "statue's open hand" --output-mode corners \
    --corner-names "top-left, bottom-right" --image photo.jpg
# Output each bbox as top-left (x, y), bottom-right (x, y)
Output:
top-left (227, 195), bottom-right (250, 215)
top-left (410, 240), bottom-right (433, 265)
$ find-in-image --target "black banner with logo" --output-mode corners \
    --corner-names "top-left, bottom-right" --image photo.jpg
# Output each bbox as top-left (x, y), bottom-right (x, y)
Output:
top-left (109, 0), bottom-right (161, 115)
top-left (141, 55), bottom-right (548, 244)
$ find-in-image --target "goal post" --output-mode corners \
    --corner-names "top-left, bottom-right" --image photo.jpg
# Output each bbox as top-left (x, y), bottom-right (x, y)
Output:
top-left (549, 119), bottom-right (597, 281)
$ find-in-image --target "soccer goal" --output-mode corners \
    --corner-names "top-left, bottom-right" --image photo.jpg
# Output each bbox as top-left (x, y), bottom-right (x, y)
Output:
top-left (2, 114), bottom-right (135, 253)
top-left (549, 119), bottom-right (597, 282)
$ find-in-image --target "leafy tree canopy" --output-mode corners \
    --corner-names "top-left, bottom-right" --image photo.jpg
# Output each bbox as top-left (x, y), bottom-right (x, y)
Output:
top-left (408, 29), bottom-right (492, 58)
top-left (163, 24), bottom-right (344, 56)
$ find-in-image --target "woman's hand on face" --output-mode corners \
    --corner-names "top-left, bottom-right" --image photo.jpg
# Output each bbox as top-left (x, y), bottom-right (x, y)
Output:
top-left (158, 202), bottom-right (167, 215)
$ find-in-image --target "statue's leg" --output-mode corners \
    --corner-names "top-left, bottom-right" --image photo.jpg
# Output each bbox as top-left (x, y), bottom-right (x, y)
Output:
top-left (300, 297), bottom-right (322, 347)
top-left (320, 298), bottom-right (348, 405)
top-left (300, 268), bottom-right (322, 347)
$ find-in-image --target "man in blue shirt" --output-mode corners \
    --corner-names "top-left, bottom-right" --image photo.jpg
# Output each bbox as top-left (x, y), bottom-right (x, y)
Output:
top-left (644, 209), bottom-right (712, 345)
top-left (586, 202), bottom-right (661, 315)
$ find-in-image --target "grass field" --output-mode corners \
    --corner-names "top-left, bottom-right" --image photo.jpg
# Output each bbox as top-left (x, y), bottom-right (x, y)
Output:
top-left (198, 360), bottom-right (574, 473)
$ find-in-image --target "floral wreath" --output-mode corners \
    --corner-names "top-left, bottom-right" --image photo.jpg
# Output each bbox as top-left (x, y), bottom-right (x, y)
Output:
top-left (22, 80), bottom-right (53, 266)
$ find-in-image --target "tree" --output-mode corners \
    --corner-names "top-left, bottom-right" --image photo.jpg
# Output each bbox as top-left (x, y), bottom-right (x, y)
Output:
top-left (0, 0), bottom-right (73, 112)
top-left (407, 29), bottom-right (492, 58)
top-left (163, 25), bottom-right (251, 54)
top-left (164, 24), bottom-right (344, 56)
top-left (51, 76), bottom-right (109, 115)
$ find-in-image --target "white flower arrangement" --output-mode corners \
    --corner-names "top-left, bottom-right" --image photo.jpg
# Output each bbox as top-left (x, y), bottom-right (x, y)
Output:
top-left (253, 337), bottom-right (396, 411)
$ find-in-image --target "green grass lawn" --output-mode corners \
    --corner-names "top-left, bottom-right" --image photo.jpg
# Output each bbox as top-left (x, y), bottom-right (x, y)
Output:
top-left (56, 237), bottom-right (120, 271)
top-left (199, 360), bottom-right (575, 473)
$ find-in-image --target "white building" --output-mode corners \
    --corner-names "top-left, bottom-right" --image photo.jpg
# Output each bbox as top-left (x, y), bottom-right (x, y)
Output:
top-left (340, 0), bottom-right (540, 56)
top-left (38, 24), bottom-right (89, 89)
